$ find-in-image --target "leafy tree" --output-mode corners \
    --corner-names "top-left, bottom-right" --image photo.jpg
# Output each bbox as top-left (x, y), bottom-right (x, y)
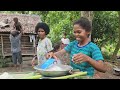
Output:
top-left (111, 11), bottom-right (120, 62)
top-left (92, 11), bottom-right (118, 48)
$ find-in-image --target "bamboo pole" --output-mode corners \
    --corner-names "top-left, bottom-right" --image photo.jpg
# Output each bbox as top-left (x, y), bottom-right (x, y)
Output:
top-left (51, 72), bottom-right (87, 79)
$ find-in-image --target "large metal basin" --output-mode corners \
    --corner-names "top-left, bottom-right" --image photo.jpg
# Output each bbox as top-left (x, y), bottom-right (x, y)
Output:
top-left (34, 64), bottom-right (73, 77)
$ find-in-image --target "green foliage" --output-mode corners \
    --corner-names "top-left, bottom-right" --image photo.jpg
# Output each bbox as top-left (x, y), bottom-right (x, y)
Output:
top-left (45, 11), bottom-right (80, 43)
top-left (92, 11), bottom-right (119, 48)
top-left (1, 11), bottom-right (120, 60)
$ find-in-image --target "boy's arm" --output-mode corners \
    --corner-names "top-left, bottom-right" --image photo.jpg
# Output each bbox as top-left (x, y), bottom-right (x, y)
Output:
top-left (47, 41), bottom-right (73, 59)
top-left (17, 22), bottom-right (23, 34)
top-left (13, 24), bottom-right (15, 30)
top-left (32, 55), bottom-right (37, 60)
top-left (54, 49), bottom-right (67, 58)
top-left (87, 58), bottom-right (107, 73)
top-left (47, 49), bottom-right (67, 60)
top-left (73, 53), bottom-right (107, 73)
top-left (19, 22), bottom-right (23, 34)
top-left (18, 31), bottom-right (23, 39)
top-left (73, 45), bottom-right (107, 73)
top-left (90, 45), bottom-right (107, 72)
top-left (19, 22), bottom-right (24, 37)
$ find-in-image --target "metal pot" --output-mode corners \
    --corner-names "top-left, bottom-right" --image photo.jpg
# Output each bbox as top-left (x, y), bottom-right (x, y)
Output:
top-left (34, 64), bottom-right (73, 77)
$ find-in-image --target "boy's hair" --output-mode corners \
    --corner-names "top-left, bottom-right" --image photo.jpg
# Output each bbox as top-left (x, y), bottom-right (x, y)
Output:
top-left (13, 17), bottom-right (18, 22)
top-left (63, 32), bottom-right (67, 36)
top-left (53, 41), bottom-right (62, 51)
top-left (49, 41), bottom-right (61, 53)
top-left (73, 17), bottom-right (92, 32)
top-left (11, 30), bottom-right (19, 37)
top-left (35, 22), bottom-right (50, 35)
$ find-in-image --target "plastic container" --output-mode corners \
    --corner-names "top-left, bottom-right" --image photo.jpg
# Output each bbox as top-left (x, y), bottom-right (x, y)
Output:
top-left (40, 58), bottom-right (56, 69)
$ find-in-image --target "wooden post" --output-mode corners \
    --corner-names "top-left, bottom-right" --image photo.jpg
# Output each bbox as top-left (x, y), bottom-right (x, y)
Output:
top-left (34, 35), bottom-right (37, 56)
top-left (1, 35), bottom-right (4, 58)
top-left (81, 11), bottom-right (93, 41)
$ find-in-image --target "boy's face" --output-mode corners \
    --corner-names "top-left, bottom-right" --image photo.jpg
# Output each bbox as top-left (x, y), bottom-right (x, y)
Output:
top-left (13, 18), bottom-right (18, 23)
top-left (37, 28), bottom-right (46, 39)
top-left (73, 24), bottom-right (90, 42)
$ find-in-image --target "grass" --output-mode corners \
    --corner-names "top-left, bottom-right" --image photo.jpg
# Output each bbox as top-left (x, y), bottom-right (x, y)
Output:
top-left (101, 42), bottom-right (120, 60)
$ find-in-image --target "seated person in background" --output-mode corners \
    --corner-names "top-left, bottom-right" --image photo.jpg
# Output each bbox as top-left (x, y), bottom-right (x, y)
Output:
top-left (61, 32), bottom-right (70, 49)
top-left (50, 41), bottom-right (70, 65)
top-left (32, 41), bottom-right (70, 66)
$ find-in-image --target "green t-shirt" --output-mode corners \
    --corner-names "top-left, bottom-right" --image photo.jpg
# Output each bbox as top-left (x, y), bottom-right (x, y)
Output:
top-left (64, 40), bottom-right (104, 76)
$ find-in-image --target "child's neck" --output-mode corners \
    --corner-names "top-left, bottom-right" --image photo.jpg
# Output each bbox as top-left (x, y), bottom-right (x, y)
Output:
top-left (78, 38), bottom-right (90, 47)
top-left (40, 36), bottom-right (46, 40)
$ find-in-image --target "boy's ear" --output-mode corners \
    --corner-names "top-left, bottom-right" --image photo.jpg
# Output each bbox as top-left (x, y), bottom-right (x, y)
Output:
top-left (86, 31), bottom-right (91, 34)
top-left (87, 34), bottom-right (90, 37)
top-left (86, 31), bottom-right (91, 37)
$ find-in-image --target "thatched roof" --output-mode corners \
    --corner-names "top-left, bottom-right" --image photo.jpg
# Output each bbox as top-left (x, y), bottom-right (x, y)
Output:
top-left (0, 13), bottom-right (41, 34)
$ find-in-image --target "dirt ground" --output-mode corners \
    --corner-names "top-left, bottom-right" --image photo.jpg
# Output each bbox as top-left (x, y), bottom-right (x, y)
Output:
top-left (0, 57), bottom-right (35, 73)
top-left (0, 61), bottom-right (35, 73)
top-left (0, 57), bottom-right (120, 79)
top-left (93, 61), bottom-right (120, 79)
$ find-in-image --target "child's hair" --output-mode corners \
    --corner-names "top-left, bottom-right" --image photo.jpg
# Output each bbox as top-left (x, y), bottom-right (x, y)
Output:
top-left (13, 17), bottom-right (18, 22)
top-left (63, 32), bottom-right (67, 36)
top-left (49, 41), bottom-right (61, 53)
top-left (73, 17), bottom-right (92, 32)
top-left (11, 30), bottom-right (19, 37)
top-left (53, 41), bottom-right (62, 52)
top-left (35, 22), bottom-right (50, 35)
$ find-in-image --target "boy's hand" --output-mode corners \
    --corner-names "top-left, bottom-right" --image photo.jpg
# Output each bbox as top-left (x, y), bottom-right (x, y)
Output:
top-left (46, 52), bottom-right (58, 60)
top-left (72, 53), bottom-right (90, 64)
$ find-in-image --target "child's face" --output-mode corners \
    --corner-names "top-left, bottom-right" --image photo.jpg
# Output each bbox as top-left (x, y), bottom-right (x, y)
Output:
top-left (63, 35), bottom-right (66, 38)
top-left (37, 28), bottom-right (46, 39)
top-left (73, 24), bottom-right (90, 42)
top-left (13, 19), bottom-right (18, 23)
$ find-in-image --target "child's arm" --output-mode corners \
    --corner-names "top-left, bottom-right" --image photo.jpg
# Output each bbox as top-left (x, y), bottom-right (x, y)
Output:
top-left (18, 28), bottom-right (24, 39)
top-left (13, 24), bottom-right (15, 30)
top-left (18, 22), bottom-right (23, 34)
top-left (46, 40), bottom-right (72, 60)
top-left (46, 49), bottom-right (67, 60)
top-left (87, 57), bottom-right (107, 73)
top-left (31, 55), bottom-right (37, 66)
top-left (73, 53), bottom-right (107, 73)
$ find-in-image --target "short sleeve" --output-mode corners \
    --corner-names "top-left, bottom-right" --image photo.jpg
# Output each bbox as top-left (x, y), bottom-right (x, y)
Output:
top-left (46, 38), bottom-right (53, 52)
top-left (64, 41), bottom-right (75, 53)
top-left (91, 44), bottom-right (104, 61)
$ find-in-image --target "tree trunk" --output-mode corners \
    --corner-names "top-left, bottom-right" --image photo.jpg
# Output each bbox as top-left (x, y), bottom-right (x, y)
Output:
top-left (81, 11), bottom-right (93, 41)
top-left (111, 11), bottom-right (120, 62)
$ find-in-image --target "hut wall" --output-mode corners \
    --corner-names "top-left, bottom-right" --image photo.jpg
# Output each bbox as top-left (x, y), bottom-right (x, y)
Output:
top-left (0, 33), bottom-right (35, 58)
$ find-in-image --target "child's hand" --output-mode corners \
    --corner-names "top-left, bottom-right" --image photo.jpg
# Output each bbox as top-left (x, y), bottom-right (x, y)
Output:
top-left (31, 59), bottom-right (35, 67)
top-left (46, 52), bottom-right (58, 60)
top-left (72, 53), bottom-right (90, 64)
